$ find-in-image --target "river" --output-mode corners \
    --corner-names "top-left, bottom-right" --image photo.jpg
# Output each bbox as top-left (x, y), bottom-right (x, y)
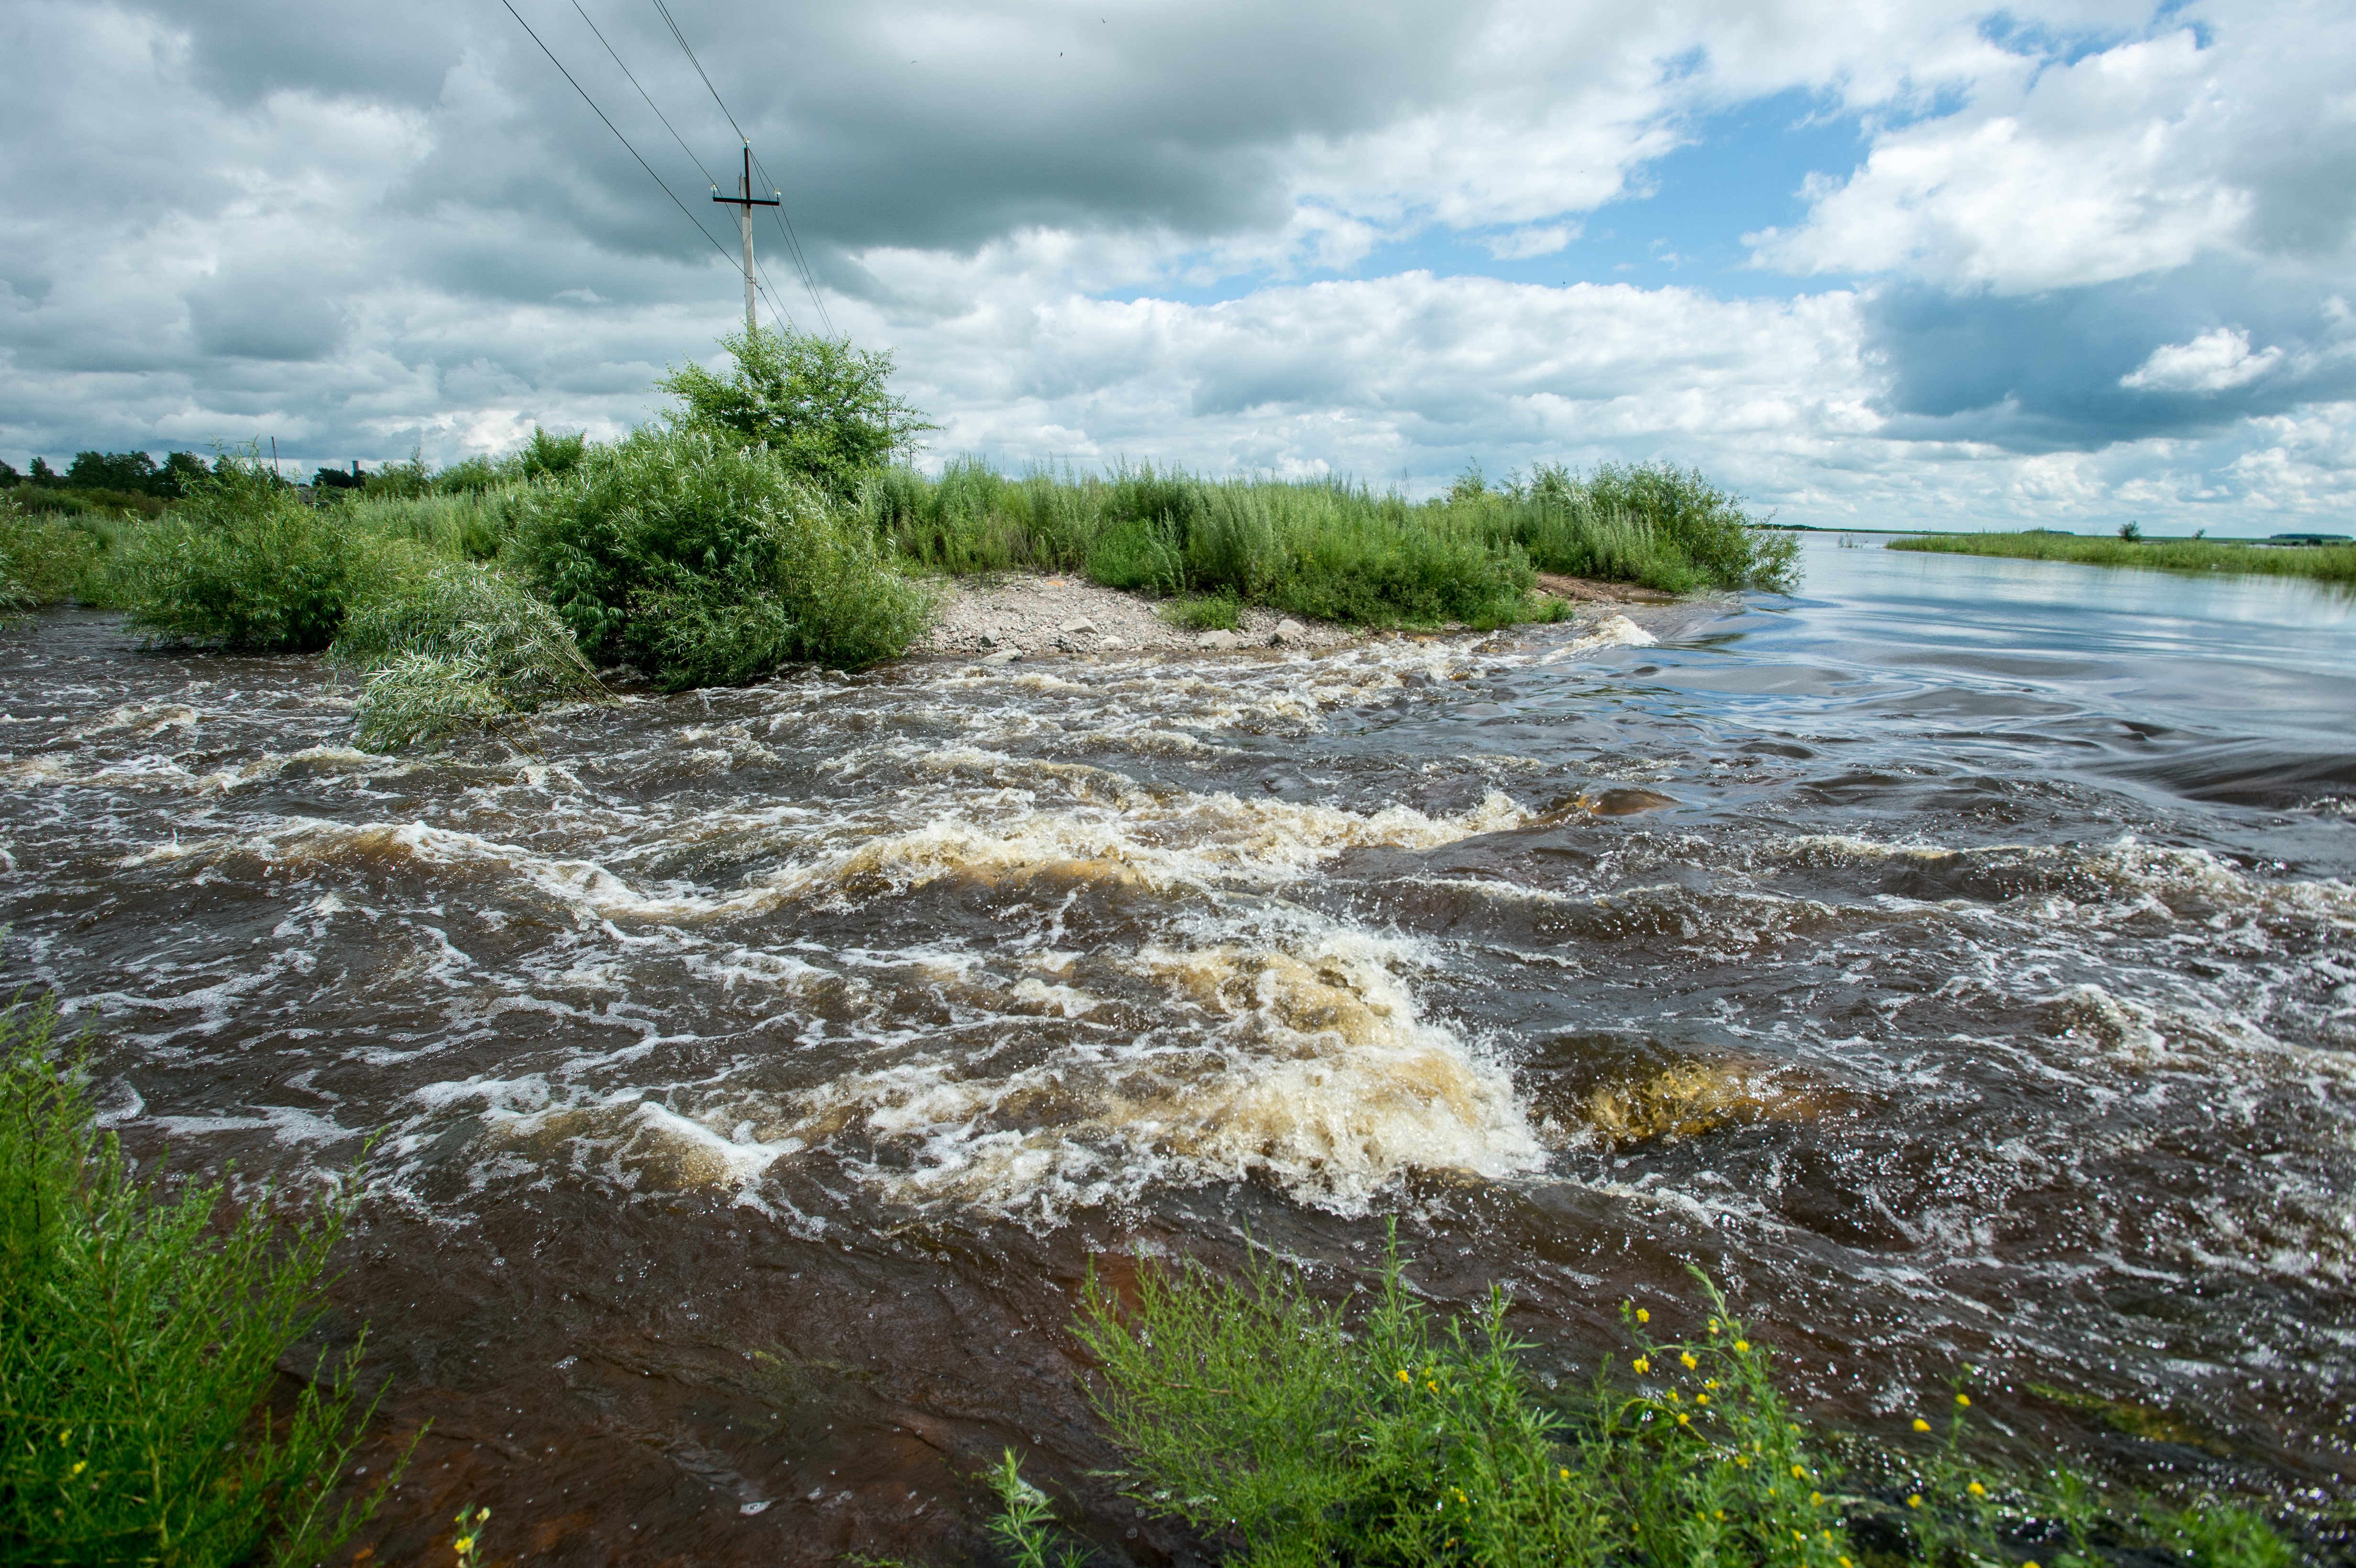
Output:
top-left (2, 535), bottom-right (2351, 1561)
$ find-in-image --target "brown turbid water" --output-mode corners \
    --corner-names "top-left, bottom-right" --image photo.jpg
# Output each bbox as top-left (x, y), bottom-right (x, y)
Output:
top-left (2, 536), bottom-right (2352, 1562)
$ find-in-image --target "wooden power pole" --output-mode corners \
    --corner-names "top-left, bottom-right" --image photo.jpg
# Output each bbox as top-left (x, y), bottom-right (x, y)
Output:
top-left (711, 143), bottom-right (779, 337)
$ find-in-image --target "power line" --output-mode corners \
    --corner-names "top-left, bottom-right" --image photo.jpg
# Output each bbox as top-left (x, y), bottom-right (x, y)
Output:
top-left (747, 148), bottom-right (836, 334)
top-left (560, 0), bottom-right (798, 331)
top-left (649, 0), bottom-right (744, 142)
top-left (568, 0), bottom-right (720, 191)
top-left (495, 0), bottom-right (747, 282)
top-left (646, 0), bottom-right (837, 336)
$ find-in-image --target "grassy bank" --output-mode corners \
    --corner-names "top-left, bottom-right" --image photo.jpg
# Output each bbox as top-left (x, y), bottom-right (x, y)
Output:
top-left (4, 327), bottom-right (1794, 735)
top-left (863, 457), bottom-right (1796, 628)
top-left (992, 1240), bottom-right (2301, 1567)
top-left (1, 994), bottom-right (407, 1564)
top-left (1887, 531), bottom-right (2356, 587)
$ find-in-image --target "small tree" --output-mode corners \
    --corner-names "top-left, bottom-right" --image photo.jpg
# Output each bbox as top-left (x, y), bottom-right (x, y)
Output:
top-left (657, 325), bottom-right (934, 497)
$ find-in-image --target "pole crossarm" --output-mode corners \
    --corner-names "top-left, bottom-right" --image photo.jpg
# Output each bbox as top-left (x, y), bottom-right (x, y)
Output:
top-left (712, 145), bottom-right (780, 335)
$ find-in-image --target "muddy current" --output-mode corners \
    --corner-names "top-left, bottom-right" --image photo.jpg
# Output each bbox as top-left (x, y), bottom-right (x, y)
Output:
top-left (3, 538), bottom-right (2353, 1562)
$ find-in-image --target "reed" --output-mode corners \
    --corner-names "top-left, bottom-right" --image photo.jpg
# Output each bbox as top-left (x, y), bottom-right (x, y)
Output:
top-left (1887, 531), bottom-right (2356, 586)
top-left (0, 994), bottom-right (408, 1565)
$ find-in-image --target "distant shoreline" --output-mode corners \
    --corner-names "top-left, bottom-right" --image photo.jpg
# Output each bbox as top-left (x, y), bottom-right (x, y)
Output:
top-left (1881, 528), bottom-right (2356, 586)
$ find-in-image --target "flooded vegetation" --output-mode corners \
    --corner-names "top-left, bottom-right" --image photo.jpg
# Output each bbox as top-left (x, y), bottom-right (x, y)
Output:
top-left (2, 532), bottom-right (2351, 1561)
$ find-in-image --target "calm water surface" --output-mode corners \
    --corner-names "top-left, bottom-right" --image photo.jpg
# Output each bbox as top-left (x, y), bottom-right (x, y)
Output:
top-left (3, 537), bottom-right (2351, 1561)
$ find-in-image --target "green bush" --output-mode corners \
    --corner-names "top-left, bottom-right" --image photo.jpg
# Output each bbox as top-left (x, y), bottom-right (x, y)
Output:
top-left (658, 324), bottom-right (935, 499)
top-left (510, 425), bottom-right (931, 688)
top-left (109, 453), bottom-right (430, 652)
top-left (0, 994), bottom-right (408, 1565)
top-left (330, 564), bottom-right (604, 751)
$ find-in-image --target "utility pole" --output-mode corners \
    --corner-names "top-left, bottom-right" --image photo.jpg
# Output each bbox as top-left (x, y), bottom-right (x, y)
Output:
top-left (711, 143), bottom-right (778, 338)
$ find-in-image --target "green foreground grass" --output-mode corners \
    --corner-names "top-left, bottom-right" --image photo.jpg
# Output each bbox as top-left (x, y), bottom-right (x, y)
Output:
top-left (1886, 531), bottom-right (2356, 586)
top-left (987, 1238), bottom-right (2301, 1568)
top-left (1, 996), bottom-right (407, 1566)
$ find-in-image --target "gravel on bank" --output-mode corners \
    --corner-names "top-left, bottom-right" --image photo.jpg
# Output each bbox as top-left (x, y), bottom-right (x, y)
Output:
top-left (913, 572), bottom-right (1685, 664)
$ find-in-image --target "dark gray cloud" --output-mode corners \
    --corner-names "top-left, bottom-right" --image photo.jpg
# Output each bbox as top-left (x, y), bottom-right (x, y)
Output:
top-left (1864, 261), bottom-right (2356, 451)
top-left (0, 0), bottom-right (2348, 531)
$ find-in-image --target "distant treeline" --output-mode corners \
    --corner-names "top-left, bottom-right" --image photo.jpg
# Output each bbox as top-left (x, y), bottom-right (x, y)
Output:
top-left (0, 444), bottom-right (574, 506)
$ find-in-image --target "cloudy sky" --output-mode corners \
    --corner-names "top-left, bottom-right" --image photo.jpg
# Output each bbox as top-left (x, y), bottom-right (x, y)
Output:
top-left (3, 0), bottom-right (2352, 532)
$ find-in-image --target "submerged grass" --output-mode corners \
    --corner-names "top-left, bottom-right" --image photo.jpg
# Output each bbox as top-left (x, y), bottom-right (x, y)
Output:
top-left (991, 1237), bottom-right (2300, 1568)
top-left (329, 563), bottom-right (603, 751)
top-left (1887, 531), bottom-right (2356, 586)
top-left (0, 993), bottom-right (409, 1565)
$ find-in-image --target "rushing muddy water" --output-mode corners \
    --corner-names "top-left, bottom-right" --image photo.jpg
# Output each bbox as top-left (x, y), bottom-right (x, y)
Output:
top-left (4, 537), bottom-right (2354, 1561)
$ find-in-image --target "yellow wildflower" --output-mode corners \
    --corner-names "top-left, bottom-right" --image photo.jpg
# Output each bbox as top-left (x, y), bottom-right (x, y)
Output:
top-left (1398, 1369), bottom-right (1412, 1383)
top-left (1791, 1464), bottom-right (1808, 1480)
top-left (1681, 1351), bottom-right (1698, 1369)
top-left (1704, 1378), bottom-right (1719, 1390)
top-left (1427, 1379), bottom-right (1439, 1392)
top-left (1559, 1468), bottom-right (1570, 1481)
top-left (1696, 1394), bottom-right (1709, 1405)
top-left (1734, 1339), bottom-right (1749, 1352)
top-left (1811, 1492), bottom-right (1824, 1506)
top-left (1677, 1413), bottom-right (1690, 1426)
top-left (1912, 1418), bottom-right (1932, 1433)
top-left (1955, 1393), bottom-right (1971, 1408)
top-left (1968, 1481), bottom-right (1986, 1497)
top-left (69, 1462), bottom-right (85, 1478)
top-left (1632, 1356), bottom-right (1650, 1374)
top-left (1907, 1494), bottom-right (1922, 1509)
top-left (1637, 1308), bottom-right (1650, 1324)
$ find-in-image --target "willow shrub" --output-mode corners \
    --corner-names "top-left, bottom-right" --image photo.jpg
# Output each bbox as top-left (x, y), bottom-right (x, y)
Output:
top-left (995, 1240), bottom-right (2299, 1568)
top-left (329, 564), bottom-right (605, 751)
top-left (511, 425), bottom-right (931, 688)
top-left (0, 500), bottom-right (109, 612)
top-left (0, 995), bottom-right (407, 1565)
top-left (109, 453), bottom-right (432, 652)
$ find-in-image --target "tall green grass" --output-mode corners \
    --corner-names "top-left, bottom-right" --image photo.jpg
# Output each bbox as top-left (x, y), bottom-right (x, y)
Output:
top-left (1, 994), bottom-right (408, 1565)
top-left (1888, 531), bottom-right (2356, 586)
top-left (993, 1238), bottom-right (2297, 1567)
top-left (860, 458), bottom-right (1794, 627)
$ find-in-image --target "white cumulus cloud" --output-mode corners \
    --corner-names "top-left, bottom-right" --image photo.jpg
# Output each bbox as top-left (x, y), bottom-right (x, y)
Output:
top-left (2120, 327), bottom-right (2284, 393)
